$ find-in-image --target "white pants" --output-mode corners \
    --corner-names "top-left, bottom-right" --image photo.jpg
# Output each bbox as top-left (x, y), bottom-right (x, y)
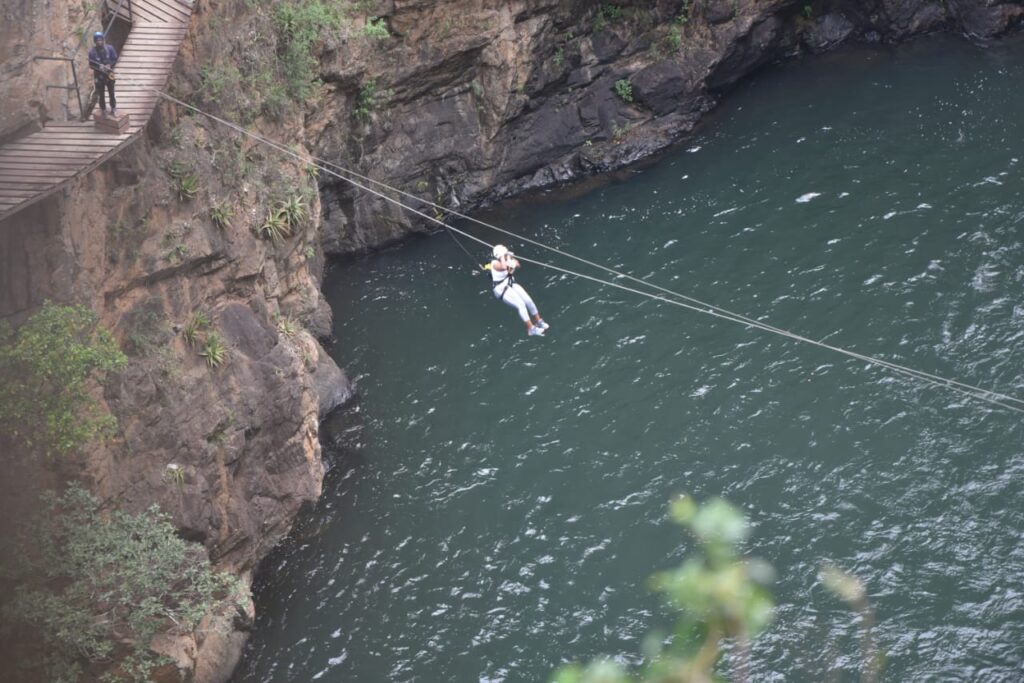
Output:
top-left (494, 283), bottom-right (538, 323)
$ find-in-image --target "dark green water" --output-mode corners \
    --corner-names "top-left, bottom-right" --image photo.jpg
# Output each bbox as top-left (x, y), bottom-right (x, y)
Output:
top-left (234, 36), bottom-right (1024, 682)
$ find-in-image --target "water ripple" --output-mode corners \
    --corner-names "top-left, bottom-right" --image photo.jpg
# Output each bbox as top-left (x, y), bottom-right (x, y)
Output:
top-left (234, 35), bottom-right (1024, 683)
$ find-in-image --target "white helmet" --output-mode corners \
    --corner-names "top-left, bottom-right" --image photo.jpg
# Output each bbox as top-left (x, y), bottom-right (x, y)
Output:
top-left (492, 244), bottom-right (509, 260)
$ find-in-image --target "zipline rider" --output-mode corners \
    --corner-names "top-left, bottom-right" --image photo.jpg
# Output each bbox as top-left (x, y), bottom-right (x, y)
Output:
top-left (88, 31), bottom-right (118, 117)
top-left (489, 244), bottom-right (549, 337)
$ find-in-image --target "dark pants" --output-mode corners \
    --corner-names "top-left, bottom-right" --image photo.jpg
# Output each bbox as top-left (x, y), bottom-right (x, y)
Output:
top-left (96, 77), bottom-right (116, 112)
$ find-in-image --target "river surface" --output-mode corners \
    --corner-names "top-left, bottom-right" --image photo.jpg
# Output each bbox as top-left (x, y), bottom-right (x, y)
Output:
top-left (234, 35), bottom-right (1024, 682)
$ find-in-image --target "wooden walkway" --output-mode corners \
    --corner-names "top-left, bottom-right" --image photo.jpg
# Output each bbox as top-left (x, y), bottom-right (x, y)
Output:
top-left (0, 0), bottom-right (193, 222)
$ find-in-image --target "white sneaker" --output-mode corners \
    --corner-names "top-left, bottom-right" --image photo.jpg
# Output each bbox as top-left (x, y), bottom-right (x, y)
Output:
top-left (528, 325), bottom-right (545, 337)
top-left (536, 319), bottom-right (550, 331)
top-left (111, 107), bottom-right (117, 116)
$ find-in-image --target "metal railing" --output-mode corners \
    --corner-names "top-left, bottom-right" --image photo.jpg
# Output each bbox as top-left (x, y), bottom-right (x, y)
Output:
top-left (34, 0), bottom-right (134, 121)
top-left (105, 0), bottom-right (135, 30)
top-left (32, 56), bottom-right (85, 120)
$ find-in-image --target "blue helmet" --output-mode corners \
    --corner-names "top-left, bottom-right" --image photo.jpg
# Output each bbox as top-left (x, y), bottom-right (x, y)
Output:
top-left (93, 31), bottom-right (104, 41)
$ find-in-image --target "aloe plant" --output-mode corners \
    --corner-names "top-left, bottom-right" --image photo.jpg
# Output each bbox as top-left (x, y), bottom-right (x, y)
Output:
top-left (199, 332), bottom-right (227, 368)
top-left (257, 209), bottom-right (291, 242)
top-left (209, 203), bottom-right (234, 229)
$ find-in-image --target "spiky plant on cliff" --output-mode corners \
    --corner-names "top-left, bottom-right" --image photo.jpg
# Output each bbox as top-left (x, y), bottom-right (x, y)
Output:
top-left (199, 332), bottom-right (228, 368)
top-left (279, 194), bottom-right (308, 231)
top-left (209, 202), bottom-right (234, 229)
top-left (257, 208), bottom-right (291, 242)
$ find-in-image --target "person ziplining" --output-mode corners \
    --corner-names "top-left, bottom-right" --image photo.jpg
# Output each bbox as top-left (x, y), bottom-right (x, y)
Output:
top-left (139, 87), bottom-right (1024, 415)
top-left (487, 244), bottom-right (550, 337)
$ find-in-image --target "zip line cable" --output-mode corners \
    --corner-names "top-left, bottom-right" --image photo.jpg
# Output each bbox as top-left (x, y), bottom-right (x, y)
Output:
top-left (442, 221), bottom-right (486, 272)
top-left (140, 86), bottom-right (1024, 415)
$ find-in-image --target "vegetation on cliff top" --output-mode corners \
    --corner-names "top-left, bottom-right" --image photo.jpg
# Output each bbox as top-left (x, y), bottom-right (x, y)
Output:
top-left (201, 0), bottom-right (390, 122)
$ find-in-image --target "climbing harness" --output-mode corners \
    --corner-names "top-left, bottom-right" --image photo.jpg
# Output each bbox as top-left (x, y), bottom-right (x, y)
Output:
top-left (491, 262), bottom-right (515, 301)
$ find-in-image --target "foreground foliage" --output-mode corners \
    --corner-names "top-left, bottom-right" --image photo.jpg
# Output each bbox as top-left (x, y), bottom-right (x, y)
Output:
top-left (553, 497), bottom-right (774, 683)
top-left (552, 496), bottom-right (879, 682)
top-left (0, 302), bottom-right (127, 458)
top-left (1, 486), bottom-right (245, 682)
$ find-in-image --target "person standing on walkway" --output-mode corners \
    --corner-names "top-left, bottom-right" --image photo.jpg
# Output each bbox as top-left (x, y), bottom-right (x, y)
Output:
top-left (88, 31), bottom-right (118, 116)
top-left (489, 244), bottom-right (550, 337)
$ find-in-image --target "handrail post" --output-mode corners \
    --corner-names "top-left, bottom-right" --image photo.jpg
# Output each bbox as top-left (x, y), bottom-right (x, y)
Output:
top-left (70, 61), bottom-right (84, 119)
top-left (32, 55), bottom-right (85, 121)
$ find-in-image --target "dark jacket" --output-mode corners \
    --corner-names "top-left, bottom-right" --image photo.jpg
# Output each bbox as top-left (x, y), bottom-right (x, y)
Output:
top-left (88, 44), bottom-right (118, 79)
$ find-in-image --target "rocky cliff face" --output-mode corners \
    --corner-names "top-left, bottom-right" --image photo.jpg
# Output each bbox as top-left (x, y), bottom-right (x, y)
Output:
top-left (1, 2), bottom-right (350, 679)
top-left (304, 0), bottom-right (1023, 254)
top-left (1, 0), bottom-right (1022, 681)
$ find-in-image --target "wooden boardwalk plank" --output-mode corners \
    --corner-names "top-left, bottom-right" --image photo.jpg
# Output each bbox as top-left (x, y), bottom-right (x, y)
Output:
top-left (143, 0), bottom-right (192, 16)
top-left (129, 6), bottom-right (168, 22)
top-left (147, 0), bottom-right (191, 21)
top-left (0, 189), bottom-right (43, 200)
top-left (0, 0), bottom-right (192, 222)
top-left (1, 147), bottom-right (113, 157)
top-left (0, 163), bottom-right (93, 172)
top-left (0, 173), bottom-right (77, 183)
top-left (128, 26), bottom-right (187, 34)
top-left (134, 4), bottom-right (179, 23)
top-left (0, 149), bottom-right (101, 160)
top-left (3, 142), bottom-right (121, 152)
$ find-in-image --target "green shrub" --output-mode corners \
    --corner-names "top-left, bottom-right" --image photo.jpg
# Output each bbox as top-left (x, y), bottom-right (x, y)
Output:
top-left (363, 16), bottom-right (389, 40)
top-left (167, 162), bottom-right (201, 202)
top-left (257, 208), bottom-right (291, 242)
top-left (279, 194), bottom-right (308, 231)
top-left (666, 25), bottom-right (682, 50)
top-left (209, 202), bottom-right (234, 230)
top-left (164, 243), bottom-right (189, 262)
top-left (175, 173), bottom-right (200, 201)
top-left (594, 3), bottom-right (623, 30)
top-left (676, 0), bottom-right (692, 24)
top-left (355, 77), bottom-right (392, 121)
top-left (182, 310), bottom-right (211, 348)
top-left (1, 485), bottom-right (245, 682)
top-left (0, 302), bottom-right (126, 458)
top-left (273, 0), bottom-right (345, 100)
top-left (199, 63), bottom-right (243, 108)
top-left (261, 83), bottom-right (288, 121)
top-left (164, 463), bottom-right (186, 490)
top-left (613, 78), bottom-right (633, 103)
top-left (276, 316), bottom-right (298, 338)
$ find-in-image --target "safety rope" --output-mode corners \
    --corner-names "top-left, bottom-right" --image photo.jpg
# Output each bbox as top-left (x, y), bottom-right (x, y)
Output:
top-left (137, 86), bottom-right (1024, 416)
